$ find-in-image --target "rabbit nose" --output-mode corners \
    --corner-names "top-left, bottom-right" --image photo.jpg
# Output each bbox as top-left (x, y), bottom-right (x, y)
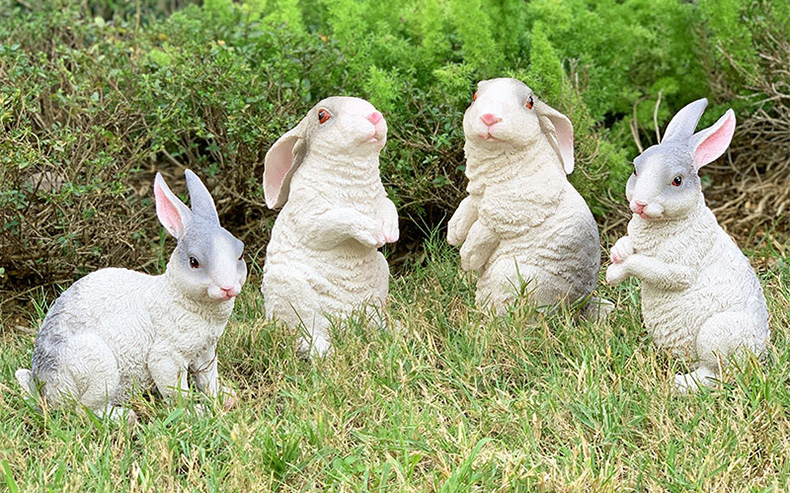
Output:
top-left (480, 113), bottom-right (502, 127)
top-left (631, 201), bottom-right (647, 213)
top-left (220, 286), bottom-right (239, 298)
top-left (367, 111), bottom-right (383, 125)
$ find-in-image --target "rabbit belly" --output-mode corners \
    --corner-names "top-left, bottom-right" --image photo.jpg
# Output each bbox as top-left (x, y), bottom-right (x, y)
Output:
top-left (263, 248), bottom-right (387, 329)
top-left (640, 233), bottom-right (769, 359)
top-left (640, 287), bottom-right (699, 358)
top-left (478, 214), bottom-right (599, 309)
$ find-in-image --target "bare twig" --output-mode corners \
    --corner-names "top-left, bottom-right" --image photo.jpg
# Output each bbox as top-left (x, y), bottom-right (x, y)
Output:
top-left (654, 89), bottom-right (663, 143)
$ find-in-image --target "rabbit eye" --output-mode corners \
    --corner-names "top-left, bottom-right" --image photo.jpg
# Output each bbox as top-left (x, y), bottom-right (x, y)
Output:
top-left (238, 254), bottom-right (243, 261)
top-left (672, 175), bottom-right (683, 187)
top-left (525, 95), bottom-right (534, 110)
top-left (473, 91), bottom-right (478, 101)
top-left (189, 256), bottom-right (200, 269)
top-left (633, 169), bottom-right (638, 177)
top-left (317, 109), bottom-right (331, 124)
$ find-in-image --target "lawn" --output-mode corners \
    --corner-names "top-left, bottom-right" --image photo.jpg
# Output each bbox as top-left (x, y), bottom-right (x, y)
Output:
top-left (1, 235), bottom-right (789, 491)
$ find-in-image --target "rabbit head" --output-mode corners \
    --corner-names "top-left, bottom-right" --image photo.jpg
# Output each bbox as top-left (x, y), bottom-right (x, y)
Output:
top-left (154, 169), bottom-right (247, 302)
top-left (263, 96), bottom-right (388, 208)
top-left (463, 78), bottom-right (575, 173)
top-left (626, 99), bottom-right (735, 220)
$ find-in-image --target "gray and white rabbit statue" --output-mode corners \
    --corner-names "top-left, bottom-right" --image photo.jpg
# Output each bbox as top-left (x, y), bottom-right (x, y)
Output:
top-left (16, 169), bottom-right (246, 421)
top-left (606, 99), bottom-right (770, 391)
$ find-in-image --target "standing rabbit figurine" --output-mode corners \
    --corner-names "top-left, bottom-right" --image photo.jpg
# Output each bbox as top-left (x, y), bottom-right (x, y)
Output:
top-left (261, 97), bottom-right (398, 357)
top-left (16, 170), bottom-right (246, 422)
top-left (448, 78), bottom-right (611, 318)
top-left (606, 99), bottom-right (770, 392)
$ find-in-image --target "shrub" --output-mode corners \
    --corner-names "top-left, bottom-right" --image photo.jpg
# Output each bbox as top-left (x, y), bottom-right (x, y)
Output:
top-left (697, 0), bottom-right (790, 241)
top-left (1, 0), bottom-right (786, 307)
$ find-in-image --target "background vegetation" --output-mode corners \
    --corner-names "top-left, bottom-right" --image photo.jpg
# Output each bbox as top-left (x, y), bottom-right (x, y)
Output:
top-left (1, 0), bottom-right (790, 490)
top-left (1, 0), bottom-right (788, 309)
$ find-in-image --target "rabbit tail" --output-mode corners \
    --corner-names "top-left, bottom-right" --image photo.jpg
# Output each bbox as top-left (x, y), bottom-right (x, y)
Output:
top-left (15, 369), bottom-right (38, 398)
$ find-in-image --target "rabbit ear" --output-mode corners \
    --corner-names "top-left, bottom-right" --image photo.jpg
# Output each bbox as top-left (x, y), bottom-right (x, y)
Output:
top-left (662, 98), bottom-right (708, 143)
top-left (535, 100), bottom-right (574, 174)
top-left (264, 118), bottom-right (309, 209)
top-left (690, 109), bottom-right (736, 170)
top-left (184, 169), bottom-right (219, 224)
top-left (154, 172), bottom-right (192, 239)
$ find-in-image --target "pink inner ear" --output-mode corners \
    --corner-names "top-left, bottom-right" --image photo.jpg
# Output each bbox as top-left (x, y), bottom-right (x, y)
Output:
top-left (695, 113), bottom-right (735, 168)
top-left (560, 131), bottom-right (573, 160)
top-left (553, 117), bottom-right (574, 173)
top-left (265, 150), bottom-right (291, 201)
top-left (154, 181), bottom-right (184, 238)
top-left (264, 135), bottom-right (297, 208)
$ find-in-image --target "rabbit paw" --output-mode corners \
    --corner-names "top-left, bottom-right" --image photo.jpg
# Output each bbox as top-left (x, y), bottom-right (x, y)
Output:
top-left (357, 230), bottom-right (385, 249)
top-left (219, 386), bottom-right (238, 411)
top-left (447, 219), bottom-right (466, 247)
top-left (610, 236), bottom-right (633, 264)
top-left (674, 367), bottom-right (718, 393)
top-left (297, 335), bottom-right (334, 359)
top-left (101, 406), bottom-right (137, 426)
top-left (447, 198), bottom-right (477, 246)
top-left (190, 403), bottom-right (217, 417)
top-left (382, 220), bottom-right (399, 244)
top-left (605, 262), bottom-right (628, 286)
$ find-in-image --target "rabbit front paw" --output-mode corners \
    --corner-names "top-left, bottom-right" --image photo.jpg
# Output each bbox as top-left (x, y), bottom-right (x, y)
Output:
top-left (610, 236), bottom-right (634, 264)
top-left (297, 334), bottom-right (334, 359)
top-left (381, 219), bottom-right (399, 244)
top-left (447, 218), bottom-right (467, 247)
top-left (357, 230), bottom-right (385, 249)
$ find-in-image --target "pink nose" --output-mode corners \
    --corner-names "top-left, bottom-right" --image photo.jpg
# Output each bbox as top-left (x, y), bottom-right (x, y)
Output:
top-left (367, 111), bottom-right (383, 125)
top-left (480, 113), bottom-right (501, 126)
top-left (631, 201), bottom-right (647, 214)
top-left (220, 286), bottom-right (239, 298)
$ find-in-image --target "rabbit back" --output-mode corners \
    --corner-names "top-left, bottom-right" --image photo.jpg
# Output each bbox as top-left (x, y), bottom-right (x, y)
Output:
top-left (30, 267), bottom-right (233, 405)
top-left (30, 268), bottom-right (160, 403)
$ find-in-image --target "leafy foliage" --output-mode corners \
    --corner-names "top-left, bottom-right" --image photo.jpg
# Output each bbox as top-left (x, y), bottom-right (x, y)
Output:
top-left (0, 0), bottom-right (786, 299)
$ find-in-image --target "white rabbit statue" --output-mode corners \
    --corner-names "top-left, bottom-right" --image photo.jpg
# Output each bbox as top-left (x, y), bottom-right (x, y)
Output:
top-left (261, 96), bottom-right (398, 357)
top-left (448, 78), bottom-right (611, 318)
top-left (16, 169), bottom-right (246, 422)
top-left (606, 98), bottom-right (770, 392)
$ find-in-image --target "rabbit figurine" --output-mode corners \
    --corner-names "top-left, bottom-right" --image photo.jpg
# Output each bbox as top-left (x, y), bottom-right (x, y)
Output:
top-left (606, 98), bottom-right (770, 392)
top-left (16, 169), bottom-right (247, 422)
top-left (448, 78), bottom-right (611, 318)
top-left (261, 96), bottom-right (398, 357)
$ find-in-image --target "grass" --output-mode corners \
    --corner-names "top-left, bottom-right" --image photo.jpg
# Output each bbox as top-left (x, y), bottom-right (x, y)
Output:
top-left (1, 235), bottom-right (789, 491)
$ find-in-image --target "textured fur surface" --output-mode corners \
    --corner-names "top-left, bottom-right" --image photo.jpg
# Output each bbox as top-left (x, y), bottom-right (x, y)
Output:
top-left (16, 170), bottom-right (246, 420)
top-left (261, 97), bottom-right (398, 357)
top-left (606, 99), bottom-right (769, 391)
top-left (448, 78), bottom-right (607, 316)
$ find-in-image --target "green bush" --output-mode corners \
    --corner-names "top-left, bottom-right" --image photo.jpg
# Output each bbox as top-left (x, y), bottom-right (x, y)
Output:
top-left (1, 0), bottom-right (786, 301)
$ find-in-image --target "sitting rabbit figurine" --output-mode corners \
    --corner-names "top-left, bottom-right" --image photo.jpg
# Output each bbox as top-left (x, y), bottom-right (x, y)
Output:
top-left (261, 97), bottom-right (398, 357)
top-left (16, 170), bottom-right (246, 422)
top-left (606, 99), bottom-right (770, 392)
top-left (448, 78), bottom-right (611, 318)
